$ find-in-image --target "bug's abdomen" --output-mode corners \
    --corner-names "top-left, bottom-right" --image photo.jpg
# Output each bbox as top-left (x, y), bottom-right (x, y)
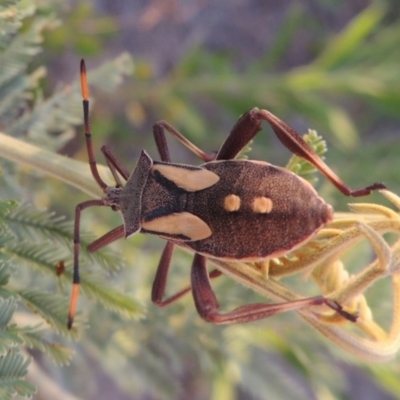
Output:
top-left (186, 160), bottom-right (332, 260)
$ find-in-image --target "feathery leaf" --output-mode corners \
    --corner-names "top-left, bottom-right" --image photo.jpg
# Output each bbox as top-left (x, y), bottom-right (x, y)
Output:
top-left (0, 347), bottom-right (36, 399)
top-left (17, 328), bottom-right (74, 366)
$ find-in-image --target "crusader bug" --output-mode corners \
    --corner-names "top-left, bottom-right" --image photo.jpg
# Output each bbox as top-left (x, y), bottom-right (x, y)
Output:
top-left (67, 60), bottom-right (386, 329)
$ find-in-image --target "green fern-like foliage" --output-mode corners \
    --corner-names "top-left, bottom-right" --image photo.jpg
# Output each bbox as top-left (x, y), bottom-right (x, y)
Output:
top-left (0, 1), bottom-right (143, 397)
top-left (285, 129), bottom-right (327, 184)
top-left (0, 347), bottom-right (36, 400)
top-left (0, 205), bottom-right (36, 399)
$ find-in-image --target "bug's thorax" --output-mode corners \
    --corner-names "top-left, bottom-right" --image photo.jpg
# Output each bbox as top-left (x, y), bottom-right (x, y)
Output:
top-left (104, 150), bottom-right (153, 238)
top-left (139, 160), bottom-right (220, 241)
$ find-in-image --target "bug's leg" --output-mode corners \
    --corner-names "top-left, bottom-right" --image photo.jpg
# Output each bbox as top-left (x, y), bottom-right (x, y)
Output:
top-left (253, 109), bottom-right (386, 196)
top-left (217, 108), bottom-right (385, 196)
top-left (68, 199), bottom-right (108, 329)
top-left (216, 110), bottom-right (262, 160)
top-left (87, 220), bottom-right (223, 308)
top-left (153, 121), bottom-right (217, 162)
top-left (101, 145), bottom-right (130, 182)
top-left (87, 225), bottom-right (125, 253)
top-left (151, 242), bottom-right (222, 307)
top-left (152, 269), bottom-right (223, 307)
top-left (89, 146), bottom-right (130, 246)
top-left (191, 254), bottom-right (357, 324)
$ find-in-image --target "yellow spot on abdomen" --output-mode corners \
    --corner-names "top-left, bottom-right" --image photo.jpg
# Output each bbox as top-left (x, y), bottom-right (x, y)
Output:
top-left (224, 194), bottom-right (241, 212)
top-left (253, 197), bottom-right (273, 213)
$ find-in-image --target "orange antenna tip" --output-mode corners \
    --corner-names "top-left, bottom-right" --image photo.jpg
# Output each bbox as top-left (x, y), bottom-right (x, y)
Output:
top-left (67, 283), bottom-right (80, 329)
top-left (80, 59), bottom-right (89, 100)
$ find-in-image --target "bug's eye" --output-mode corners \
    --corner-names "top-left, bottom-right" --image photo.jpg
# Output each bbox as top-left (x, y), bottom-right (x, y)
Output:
top-left (111, 205), bottom-right (118, 212)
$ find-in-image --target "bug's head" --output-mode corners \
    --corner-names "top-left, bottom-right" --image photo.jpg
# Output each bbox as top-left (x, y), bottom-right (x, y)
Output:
top-left (109, 150), bottom-right (153, 238)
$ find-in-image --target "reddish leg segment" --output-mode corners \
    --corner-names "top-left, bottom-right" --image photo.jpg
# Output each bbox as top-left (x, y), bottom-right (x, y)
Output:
top-left (217, 108), bottom-right (385, 196)
top-left (254, 109), bottom-right (385, 196)
top-left (190, 254), bottom-right (357, 323)
top-left (68, 199), bottom-right (108, 329)
top-left (85, 146), bottom-right (132, 253)
top-left (87, 225), bottom-right (125, 253)
top-left (151, 241), bottom-right (222, 307)
top-left (153, 121), bottom-right (217, 162)
top-left (101, 145), bottom-right (130, 182)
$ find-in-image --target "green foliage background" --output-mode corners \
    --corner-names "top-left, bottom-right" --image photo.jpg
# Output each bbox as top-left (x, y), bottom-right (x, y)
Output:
top-left (0, 1), bottom-right (399, 399)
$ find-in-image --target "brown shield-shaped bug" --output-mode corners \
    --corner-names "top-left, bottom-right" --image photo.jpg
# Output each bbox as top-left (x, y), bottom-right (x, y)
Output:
top-left (67, 60), bottom-right (385, 329)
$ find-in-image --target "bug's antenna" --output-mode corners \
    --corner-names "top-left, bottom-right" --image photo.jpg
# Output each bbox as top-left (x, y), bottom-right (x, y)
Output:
top-left (80, 59), bottom-right (108, 191)
top-left (67, 60), bottom-right (110, 330)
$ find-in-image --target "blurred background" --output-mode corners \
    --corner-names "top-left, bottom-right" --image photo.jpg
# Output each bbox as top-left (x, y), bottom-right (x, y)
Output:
top-left (1, 0), bottom-right (400, 399)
